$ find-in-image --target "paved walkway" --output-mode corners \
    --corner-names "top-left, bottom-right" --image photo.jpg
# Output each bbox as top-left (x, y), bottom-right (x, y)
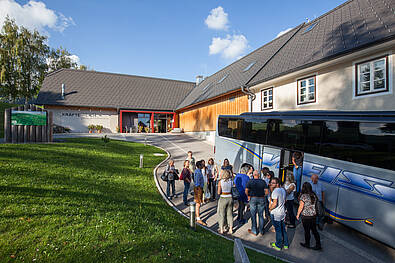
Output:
top-left (54, 133), bottom-right (395, 263)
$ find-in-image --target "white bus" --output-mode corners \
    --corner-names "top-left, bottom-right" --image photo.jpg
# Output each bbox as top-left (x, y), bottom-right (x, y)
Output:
top-left (215, 111), bottom-right (395, 248)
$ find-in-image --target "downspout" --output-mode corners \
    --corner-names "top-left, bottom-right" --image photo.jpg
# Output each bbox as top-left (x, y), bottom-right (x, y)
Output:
top-left (241, 85), bottom-right (256, 112)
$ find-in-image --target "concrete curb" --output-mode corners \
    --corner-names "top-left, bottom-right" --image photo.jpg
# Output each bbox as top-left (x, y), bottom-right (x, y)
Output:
top-left (151, 144), bottom-right (295, 263)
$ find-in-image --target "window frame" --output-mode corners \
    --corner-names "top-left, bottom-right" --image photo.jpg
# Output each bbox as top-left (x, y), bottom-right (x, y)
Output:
top-left (355, 55), bottom-right (389, 97)
top-left (261, 87), bottom-right (274, 111)
top-left (297, 75), bottom-right (317, 105)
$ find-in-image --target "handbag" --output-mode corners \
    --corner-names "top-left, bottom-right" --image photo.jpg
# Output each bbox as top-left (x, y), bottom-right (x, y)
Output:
top-left (174, 172), bottom-right (179, 180)
top-left (231, 185), bottom-right (240, 200)
top-left (160, 171), bottom-right (168, 182)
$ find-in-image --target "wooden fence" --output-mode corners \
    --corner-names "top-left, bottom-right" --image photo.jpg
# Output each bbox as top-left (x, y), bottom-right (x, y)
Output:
top-left (4, 104), bottom-right (53, 143)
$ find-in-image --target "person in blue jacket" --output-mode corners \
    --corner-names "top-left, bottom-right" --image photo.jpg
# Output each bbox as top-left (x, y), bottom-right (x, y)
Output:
top-left (234, 165), bottom-right (252, 224)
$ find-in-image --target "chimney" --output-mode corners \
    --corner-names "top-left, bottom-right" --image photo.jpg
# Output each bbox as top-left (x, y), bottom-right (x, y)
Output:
top-left (196, 75), bottom-right (203, 86)
top-left (61, 83), bottom-right (65, 99)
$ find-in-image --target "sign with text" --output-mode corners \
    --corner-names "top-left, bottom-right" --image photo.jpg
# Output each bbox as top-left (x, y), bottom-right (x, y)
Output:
top-left (11, 110), bottom-right (47, 126)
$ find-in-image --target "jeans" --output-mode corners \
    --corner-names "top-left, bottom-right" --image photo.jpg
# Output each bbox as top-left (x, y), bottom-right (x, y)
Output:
top-left (294, 166), bottom-right (302, 193)
top-left (183, 181), bottom-right (190, 204)
top-left (302, 216), bottom-right (321, 247)
top-left (272, 219), bottom-right (289, 248)
top-left (285, 200), bottom-right (296, 225)
top-left (237, 199), bottom-right (245, 221)
top-left (208, 178), bottom-right (216, 199)
top-left (249, 197), bottom-right (266, 235)
top-left (166, 180), bottom-right (175, 198)
top-left (217, 196), bottom-right (233, 230)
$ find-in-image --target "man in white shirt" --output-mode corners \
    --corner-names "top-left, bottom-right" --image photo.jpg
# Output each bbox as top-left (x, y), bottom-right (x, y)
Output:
top-left (269, 177), bottom-right (289, 251)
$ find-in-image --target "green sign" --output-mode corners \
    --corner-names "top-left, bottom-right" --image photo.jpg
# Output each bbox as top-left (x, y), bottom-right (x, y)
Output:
top-left (11, 110), bottom-right (47, 126)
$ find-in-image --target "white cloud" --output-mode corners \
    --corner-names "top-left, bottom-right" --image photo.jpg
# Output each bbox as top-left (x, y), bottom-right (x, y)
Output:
top-left (276, 27), bottom-right (293, 38)
top-left (205, 6), bottom-right (229, 30)
top-left (0, 0), bottom-right (75, 34)
top-left (209, 34), bottom-right (248, 59)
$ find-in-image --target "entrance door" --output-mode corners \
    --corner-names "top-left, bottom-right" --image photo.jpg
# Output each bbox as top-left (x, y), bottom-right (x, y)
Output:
top-left (279, 149), bottom-right (295, 185)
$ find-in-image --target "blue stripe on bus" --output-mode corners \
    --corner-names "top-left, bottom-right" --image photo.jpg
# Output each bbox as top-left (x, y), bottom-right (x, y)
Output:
top-left (325, 209), bottom-right (373, 222)
top-left (224, 139), bottom-right (262, 160)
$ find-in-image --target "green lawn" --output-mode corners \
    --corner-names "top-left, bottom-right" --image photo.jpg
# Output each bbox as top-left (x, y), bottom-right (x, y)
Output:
top-left (0, 138), bottom-right (280, 263)
top-left (0, 102), bottom-right (19, 139)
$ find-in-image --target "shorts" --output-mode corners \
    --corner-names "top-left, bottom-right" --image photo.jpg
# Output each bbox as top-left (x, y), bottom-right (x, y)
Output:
top-left (194, 186), bottom-right (203, 204)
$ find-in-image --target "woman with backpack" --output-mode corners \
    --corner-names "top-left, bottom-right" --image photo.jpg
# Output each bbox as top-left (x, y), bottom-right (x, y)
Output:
top-left (296, 182), bottom-right (322, 250)
top-left (165, 159), bottom-right (178, 200)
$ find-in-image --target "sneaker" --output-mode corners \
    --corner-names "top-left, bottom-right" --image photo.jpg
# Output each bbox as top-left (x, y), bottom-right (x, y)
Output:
top-left (283, 245), bottom-right (289, 250)
top-left (270, 242), bottom-right (281, 251)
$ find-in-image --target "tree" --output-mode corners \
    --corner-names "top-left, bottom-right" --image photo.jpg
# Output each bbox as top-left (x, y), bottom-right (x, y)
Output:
top-left (0, 17), bottom-right (20, 101)
top-left (47, 47), bottom-right (78, 72)
top-left (0, 17), bottom-right (49, 102)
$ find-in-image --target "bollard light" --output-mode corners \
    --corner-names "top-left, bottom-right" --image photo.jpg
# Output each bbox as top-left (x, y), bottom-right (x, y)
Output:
top-left (189, 202), bottom-right (196, 230)
top-left (139, 154), bottom-right (143, 168)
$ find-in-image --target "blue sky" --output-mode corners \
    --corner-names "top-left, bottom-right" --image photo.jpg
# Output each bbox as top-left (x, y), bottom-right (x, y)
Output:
top-left (1, 0), bottom-right (346, 82)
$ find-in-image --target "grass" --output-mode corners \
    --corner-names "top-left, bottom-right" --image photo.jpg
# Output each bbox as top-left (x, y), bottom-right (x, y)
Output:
top-left (0, 138), bottom-right (280, 263)
top-left (0, 102), bottom-right (19, 138)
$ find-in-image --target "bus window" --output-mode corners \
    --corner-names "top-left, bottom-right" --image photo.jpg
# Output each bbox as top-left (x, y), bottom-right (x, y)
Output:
top-left (244, 118), bottom-right (269, 144)
top-left (267, 119), bottom-right (304, 150)
top-left (302, 121), bottom-right (323, 155)
top-left (218, 117), bottom-right (243, 140)
top-left (359, 122), bottom-right (395, 171)
top-left (321, 121), bottom-right (395, 171)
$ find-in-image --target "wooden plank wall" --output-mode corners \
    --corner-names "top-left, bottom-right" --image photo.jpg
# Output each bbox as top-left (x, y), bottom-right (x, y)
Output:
top-left (178, 91), bottom-right (248, 132)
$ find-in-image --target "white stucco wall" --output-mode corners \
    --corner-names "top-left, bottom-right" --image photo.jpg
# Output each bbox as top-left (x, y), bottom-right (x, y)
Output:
top-left (251, 48), bottom-right (395, 112)
top-left (50, 109), bottom-right (118, 133)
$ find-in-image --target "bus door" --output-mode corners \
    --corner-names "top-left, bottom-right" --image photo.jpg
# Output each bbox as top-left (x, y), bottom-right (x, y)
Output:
top-left (279, 149), bottom-right (294, 185)
top-left (261, 146), bottom-right (281, 178)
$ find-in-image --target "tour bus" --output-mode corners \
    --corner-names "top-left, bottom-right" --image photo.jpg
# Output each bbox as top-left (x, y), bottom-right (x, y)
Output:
top-left (215, 111), bottom-right (395, 247)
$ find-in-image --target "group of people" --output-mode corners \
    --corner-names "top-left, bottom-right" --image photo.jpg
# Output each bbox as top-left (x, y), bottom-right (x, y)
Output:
top-left (162, 151), bottom-right (325, 251)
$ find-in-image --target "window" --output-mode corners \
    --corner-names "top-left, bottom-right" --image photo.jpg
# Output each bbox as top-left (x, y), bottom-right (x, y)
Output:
top-left (218, 73), bottom-right (229, 84)
top-left (303, 22), bottom-right (317, 33)
top-left (356, 56), bottom-right (388, 96)
top-left (297, 76), bottom-right (316, 105)
top-left (243, 61), bottom-right (256, 72)
top-left (261, 88), bottom-right (273, 110)
top-left (203, 83), bottom-right (211, 91)
top-left (319, 121), bottom-right (395, 171)
top-left (267, 119), bottom-right (305, 150)
top-left (243, 118), bottom-right (269, 144)
top-left (218, 118), bottom-right (243, 140)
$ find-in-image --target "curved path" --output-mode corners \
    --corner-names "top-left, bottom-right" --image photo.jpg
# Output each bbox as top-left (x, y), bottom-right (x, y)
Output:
top-left (55, 133), bottom-right (395, 263)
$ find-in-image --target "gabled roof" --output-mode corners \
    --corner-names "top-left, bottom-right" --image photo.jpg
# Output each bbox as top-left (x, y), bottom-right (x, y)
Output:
top-left (36, 69), bottom-right (194, 111)
top-left (177, 0), bottom-right (395, 110)
top-left (248, 0), bottom-right (395, 86)
top-left (176, 25), bottom-right (302, 110)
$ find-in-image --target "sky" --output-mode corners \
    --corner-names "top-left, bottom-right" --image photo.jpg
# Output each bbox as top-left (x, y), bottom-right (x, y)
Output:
top-left (0, 0), bottom-right (347, 82)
